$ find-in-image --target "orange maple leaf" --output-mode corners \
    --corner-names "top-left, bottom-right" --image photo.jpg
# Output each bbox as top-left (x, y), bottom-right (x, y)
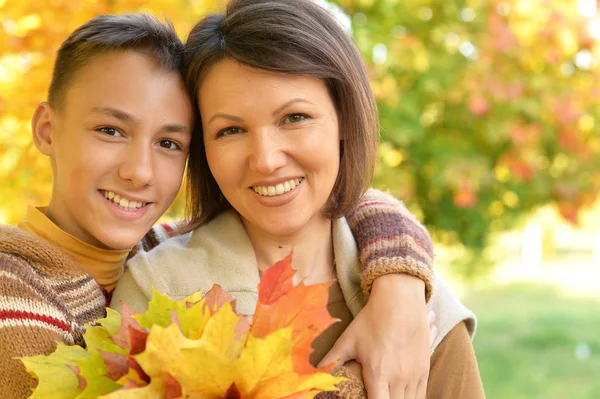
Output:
top-left (251, 252), bottom-right (339, 374)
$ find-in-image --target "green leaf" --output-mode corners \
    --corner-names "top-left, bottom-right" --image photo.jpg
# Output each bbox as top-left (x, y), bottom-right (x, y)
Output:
top-left (84, 323), bottom-right (127, 356)
top-left (20, 343), bottom-right (88, 399)
top-left (97, 308), bottom-right (122, 337)
top-left (74, 353), bottom-right (122, 398)
top-left (134, 288), bottom-right (185, 329)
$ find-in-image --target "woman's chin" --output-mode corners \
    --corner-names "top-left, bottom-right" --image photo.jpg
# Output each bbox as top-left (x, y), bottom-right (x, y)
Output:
top-left (240, 210), bottom-right (327, 239)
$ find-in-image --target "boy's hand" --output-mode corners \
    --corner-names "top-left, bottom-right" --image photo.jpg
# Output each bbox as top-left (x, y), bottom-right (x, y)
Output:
top-left (319, 274), bottom-right (435, 399)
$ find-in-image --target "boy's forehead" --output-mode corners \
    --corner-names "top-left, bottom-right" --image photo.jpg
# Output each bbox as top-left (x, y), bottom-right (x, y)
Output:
top-left (54, 51), bottom-right (193, 132)
top-left (61, 51), bottom-right (189, 110)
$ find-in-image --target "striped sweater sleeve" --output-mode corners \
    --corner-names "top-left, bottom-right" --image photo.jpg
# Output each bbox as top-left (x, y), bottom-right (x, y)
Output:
top-left (0, 254), bottom-right (79, 398)
top-left (0, 226), bottom-right (107, 398)
top-left (346, 188), bottom-right (435, 302)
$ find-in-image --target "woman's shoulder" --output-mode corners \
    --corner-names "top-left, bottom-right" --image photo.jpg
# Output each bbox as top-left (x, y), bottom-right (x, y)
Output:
top-left (130, 210), bottom-right (245, 260)
top-left (118, 210), bottom-right (259, 309)
top-left (129, 210), bottom-right (251, 266)
top-left (427, 274), bottom-right (477, 353)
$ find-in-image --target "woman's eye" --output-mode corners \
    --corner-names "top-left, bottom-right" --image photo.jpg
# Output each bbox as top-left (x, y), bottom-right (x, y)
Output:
top-left (158, 139), bottom-right (181, 151)
top-left (216, 127), bottom-right (243, 138)
top-left (98, 127), bottom-right (123, 137)
top-left (283, 114), bottom-right (308, 124)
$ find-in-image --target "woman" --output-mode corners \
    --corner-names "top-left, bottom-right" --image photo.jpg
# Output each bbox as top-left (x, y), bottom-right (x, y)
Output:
top-left (112, 1), bottom-right (485, 397)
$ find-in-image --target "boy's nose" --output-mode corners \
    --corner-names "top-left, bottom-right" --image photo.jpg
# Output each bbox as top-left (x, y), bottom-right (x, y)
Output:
top-left (118, 143), bottom-right (154, 188)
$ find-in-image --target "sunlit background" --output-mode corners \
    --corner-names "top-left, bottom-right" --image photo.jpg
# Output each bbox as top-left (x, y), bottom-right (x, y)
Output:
top-left (1, 0), bottom-right (599, 397)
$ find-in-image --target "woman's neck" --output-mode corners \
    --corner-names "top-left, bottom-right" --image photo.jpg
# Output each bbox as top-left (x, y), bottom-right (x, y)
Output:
top-left (241, 214), bottom-right (334, 285)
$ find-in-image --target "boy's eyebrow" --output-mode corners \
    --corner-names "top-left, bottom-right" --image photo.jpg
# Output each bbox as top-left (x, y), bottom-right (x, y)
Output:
top-left (161, 124), bottom-right (191, 134)
top-left (92, 106), bottom-right (140, 124)
top-left (91, 106), bottom-right (190, 134)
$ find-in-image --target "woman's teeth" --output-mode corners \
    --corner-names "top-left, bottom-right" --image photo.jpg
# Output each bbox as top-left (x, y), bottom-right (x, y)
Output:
top-left (253, 178), bottom-right (303, 197)
top-left (102, 191), bottom-right (146, 210)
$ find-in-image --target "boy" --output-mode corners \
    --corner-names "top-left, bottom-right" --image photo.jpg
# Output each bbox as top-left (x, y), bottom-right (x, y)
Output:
top-left (0, 11), bottom-right (436, 399)
top-left (0, 13), bottom-right (194, 397)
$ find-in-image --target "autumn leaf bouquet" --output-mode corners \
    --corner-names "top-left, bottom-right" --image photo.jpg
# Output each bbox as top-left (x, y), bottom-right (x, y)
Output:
top-left (20, 255), bottom-right (344, 398)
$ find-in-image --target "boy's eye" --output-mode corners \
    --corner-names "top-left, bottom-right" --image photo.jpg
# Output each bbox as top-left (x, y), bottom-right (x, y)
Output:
top-left (158, 139), bottom-right (181, 151)
top-left (216, 127), bottom-right (244, 138)
top-left (99, 127), bottom-right (123, 137)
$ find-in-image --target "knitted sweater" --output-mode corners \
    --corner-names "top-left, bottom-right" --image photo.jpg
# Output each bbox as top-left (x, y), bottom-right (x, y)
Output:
top-left (0, 226), bottom-right (107, 398)
top-left (0, 188), bottom-right (435, 398)
top-left (111, 210), bottom-right (476, 399)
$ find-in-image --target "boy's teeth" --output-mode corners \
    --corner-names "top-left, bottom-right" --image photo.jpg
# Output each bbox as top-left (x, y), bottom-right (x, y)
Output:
top-left (253, 178), bottom-right (303, 197)
top-left (102, 191), bottom-right (146, 210)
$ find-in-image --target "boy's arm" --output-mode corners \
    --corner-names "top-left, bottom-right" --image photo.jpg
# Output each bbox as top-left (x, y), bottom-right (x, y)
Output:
top-left (0, 254), bottom-right (68, 398)
top-left (327, 188), bottom-right (434, 399)
top-left (346, 188), bottom-right (434, 302)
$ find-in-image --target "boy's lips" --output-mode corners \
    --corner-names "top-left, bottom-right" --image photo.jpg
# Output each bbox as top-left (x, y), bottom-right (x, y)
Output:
top-left (99, 190), bottom-right (151, 210)
top-left (99, 190), bottom-right (151, 221)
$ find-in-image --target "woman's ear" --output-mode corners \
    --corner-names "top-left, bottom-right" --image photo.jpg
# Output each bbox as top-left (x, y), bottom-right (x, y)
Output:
top-left (31, 102), bottom-right (55, 156)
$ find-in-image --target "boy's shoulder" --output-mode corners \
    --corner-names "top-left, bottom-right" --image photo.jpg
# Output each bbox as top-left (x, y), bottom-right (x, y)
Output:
top-left (0, 224), bottom-right (84, 276)
top-left (0, 224), bottom-right (106, 353)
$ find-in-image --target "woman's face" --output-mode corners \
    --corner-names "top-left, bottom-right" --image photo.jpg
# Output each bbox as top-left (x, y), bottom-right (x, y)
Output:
top-left (198, 59), bottom-right (341, 237)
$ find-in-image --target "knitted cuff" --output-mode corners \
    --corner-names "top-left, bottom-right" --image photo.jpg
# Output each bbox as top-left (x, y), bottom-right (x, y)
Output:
top-left (347, 189), bottom-right (435, 303)
top-left (360, 259), bottom-right (434, 303)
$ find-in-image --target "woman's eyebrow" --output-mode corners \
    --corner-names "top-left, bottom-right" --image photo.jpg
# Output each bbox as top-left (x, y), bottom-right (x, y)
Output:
top-left (207, 113), bottom-right (243, 125)
top-left (272, 98), bottom-right (312, 116)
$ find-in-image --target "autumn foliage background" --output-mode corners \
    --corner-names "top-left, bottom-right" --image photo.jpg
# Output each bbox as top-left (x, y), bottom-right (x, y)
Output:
top-left (2, 0), bottom-right (599, 275)
top-left (2, 1), bottom-right (600, 396)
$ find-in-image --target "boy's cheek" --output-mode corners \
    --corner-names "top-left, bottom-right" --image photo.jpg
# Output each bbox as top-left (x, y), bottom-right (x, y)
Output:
top-left (153, 157), bottom-right (187, 203)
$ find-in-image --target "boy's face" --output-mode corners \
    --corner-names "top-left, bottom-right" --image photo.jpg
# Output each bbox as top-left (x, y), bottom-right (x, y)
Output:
top-left (37, 51), bottom-right (193, 250)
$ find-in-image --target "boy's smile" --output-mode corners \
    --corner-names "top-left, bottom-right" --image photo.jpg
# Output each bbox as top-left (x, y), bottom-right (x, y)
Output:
top-left (32, 51), bottom-right (193, 250)
top-left (99, 189), bottom-right (151, 220)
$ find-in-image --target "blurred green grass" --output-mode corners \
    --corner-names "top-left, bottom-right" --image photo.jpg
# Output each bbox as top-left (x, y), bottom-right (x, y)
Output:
top-left (465, 283), bottom-right (600, 399)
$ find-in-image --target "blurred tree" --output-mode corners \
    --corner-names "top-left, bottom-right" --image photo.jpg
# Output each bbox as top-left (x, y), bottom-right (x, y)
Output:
top-left (1, 0), bottom-right (599, 277)
top-left (335, 0), bottom-right (600, 276)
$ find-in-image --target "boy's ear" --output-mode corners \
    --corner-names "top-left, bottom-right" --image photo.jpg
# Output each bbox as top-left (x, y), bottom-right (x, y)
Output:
top-left (31, 102), bottom-right (55, 156)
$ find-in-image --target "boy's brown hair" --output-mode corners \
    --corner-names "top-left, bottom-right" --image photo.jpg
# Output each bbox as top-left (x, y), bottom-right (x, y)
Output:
top-left (48, 13), bottom-right (184, 109)
top-left (182, 0), bottom-right (379, 230)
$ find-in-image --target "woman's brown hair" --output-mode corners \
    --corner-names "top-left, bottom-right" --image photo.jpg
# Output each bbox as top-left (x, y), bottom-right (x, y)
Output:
top-left (181, 0), bottom-right (378, 231)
